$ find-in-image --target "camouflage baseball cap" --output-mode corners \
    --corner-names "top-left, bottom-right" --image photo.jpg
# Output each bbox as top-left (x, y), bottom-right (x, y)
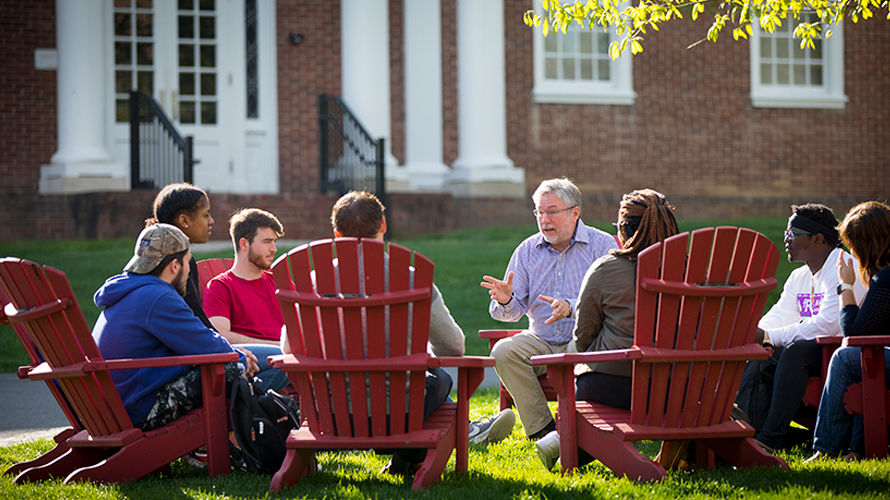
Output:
top-left (124, 223), bottom-right (190, 274)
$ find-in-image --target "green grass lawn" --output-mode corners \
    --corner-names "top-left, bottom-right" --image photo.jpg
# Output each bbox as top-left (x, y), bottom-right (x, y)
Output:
top-left (0, 217), bottom-right (794, 372)
top-left (2, 389), bottom-right (890, 499)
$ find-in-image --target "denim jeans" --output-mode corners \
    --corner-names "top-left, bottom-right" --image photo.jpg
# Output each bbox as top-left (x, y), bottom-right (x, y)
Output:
top-left (813, 346), bottom-right (890, 455)
top-left (238, 343), bottom-right (291, 393)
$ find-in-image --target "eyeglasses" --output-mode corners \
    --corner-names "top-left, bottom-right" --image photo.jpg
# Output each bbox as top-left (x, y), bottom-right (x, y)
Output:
top-left (533, 206), bottom-right (576, 219)
top-left (784, 229), bottom-right (813, 240)
top-left (612, 222), bottom-right (623, 231)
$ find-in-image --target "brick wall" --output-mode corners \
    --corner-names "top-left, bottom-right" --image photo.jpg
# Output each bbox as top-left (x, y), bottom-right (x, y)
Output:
top-left (2, 2), bottom-right (887, 243)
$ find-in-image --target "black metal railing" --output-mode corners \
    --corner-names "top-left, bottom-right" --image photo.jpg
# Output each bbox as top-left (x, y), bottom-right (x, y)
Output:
top-left (129, 91), bottom-right (197, 190)
top-left (318, 94), bottom-right (386, 208)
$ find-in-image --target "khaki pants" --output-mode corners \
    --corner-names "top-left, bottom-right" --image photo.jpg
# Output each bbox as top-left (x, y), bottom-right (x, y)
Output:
top-left (491, 331), bottom-right (569, 437)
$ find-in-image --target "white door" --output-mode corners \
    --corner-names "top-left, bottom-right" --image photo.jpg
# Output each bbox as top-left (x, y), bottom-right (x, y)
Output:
top-left (109, 0), bottom-right (278, 194)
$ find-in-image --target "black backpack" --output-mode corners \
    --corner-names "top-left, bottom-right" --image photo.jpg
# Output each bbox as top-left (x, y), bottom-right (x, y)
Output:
top-left (229, 376), bottom-right (300, 474)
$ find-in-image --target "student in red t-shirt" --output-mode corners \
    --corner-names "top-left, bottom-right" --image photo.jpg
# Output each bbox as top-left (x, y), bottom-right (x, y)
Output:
top-left (204, 208), bottom-right (288, 391)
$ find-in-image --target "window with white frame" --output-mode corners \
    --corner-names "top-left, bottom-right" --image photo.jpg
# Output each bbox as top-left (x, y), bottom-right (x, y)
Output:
top-left (533, 22), bottom-right (635, 105)
top-left (750, 13), bottom-right (846, 109)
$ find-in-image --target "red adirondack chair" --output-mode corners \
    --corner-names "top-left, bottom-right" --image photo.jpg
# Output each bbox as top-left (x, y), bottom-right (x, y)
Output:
top-left (530, 227), bottom-right (789, 480)
top-left (0, 257), bottom-right (237, 484)
top-left (196, 257), bottom-right (234, 295)
top-left (832, 335), bottom-right (890, 458)
top-left (267, 238), bottom-right (494, 492)
top-left (0, 286), bottom-right (82, 477)
top-left (479, 329), bottom-right (558, 411)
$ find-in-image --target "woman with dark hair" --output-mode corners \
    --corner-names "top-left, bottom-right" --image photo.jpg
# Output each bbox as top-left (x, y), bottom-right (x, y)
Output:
top-left (809, 200), bottom-right (890, 461)
top-left (536, 188), bottom-right (680, 469)
top-left (148, 183), bottom-right (216, 330)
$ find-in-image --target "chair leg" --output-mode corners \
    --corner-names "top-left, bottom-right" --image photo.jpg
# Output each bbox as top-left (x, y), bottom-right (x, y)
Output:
top-left (579, 434), bottom-right (666, 482)
top-left (13, 447), bottom-right (112, 484)
top-left (5, 436), bottom-right (74, 477)
top-left (699, 437), bottom-right (789, 470)
top-left (412, 429), bottom-right (456, 490)
top-left (269, 448), bottom-right (315, 494)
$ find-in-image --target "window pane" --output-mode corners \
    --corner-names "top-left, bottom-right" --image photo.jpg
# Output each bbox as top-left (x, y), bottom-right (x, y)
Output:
top-left (561, 33), bottom-right (576, 54)
top-left (137, 70), bottom-right (153, 94)
top-left (580, 59), bottom-right (593, 80)
top-left (115, 42), bottom-right (132, 65)
top-left (116, 70), bottom-right (132, 93)
top-left (597, 34), bottom-right (609, 54)
top-left (199, 16), bottom-right (215, 39)
top-left (579, 32), bottom-right (592, 54)
top-left (760, 39), bottom-right (771, 58)
top-left (776, 39), bottom-right (788, 59)
top-left (179, 15), bottom-right (194, 38)
top-left (136, 0), bottom-right (152, 8)
top-left (793, 64), bottom-right (805, 84)
top-left (180, 101), bottom-right (195, 123)
top-left (200, 0), bottom-right (215, 11)
top-left (777, 64), bottom-right (789, 84)
top-left (761, 63), bottom-right (772, 84)
top-left (544, 35), bottom-right (557, 53)
top-left (810, 65), bottom-right (823, 85)
top-left (598, 59), bottom-right (610, 81)
top-left (562, 58), bottom-right (575, 80)
top-left (180, 72), bottom-right (195, 95)
top-left (179, 0), bottom-right (193, 10)
top-left (179, 44), bottom-right (195, 66)
top-left (136, 13), bottom-right (152, 36)
top-left (115, 13), bottom-right (131, 36)
top-left (545, 57), bottom-right (557, 79)
top-left (201, 101), bottom-right (217, 124)
top-left (136, 42), bottom-right (153, 65)
top-left (793, 44), bottom-right (806, 60)
top-left (115, 0), bottom-right (130, 8)
top-left (201, 73), bottom-right (216, 96)
top-left (811, 39), bottom-right (822, 59)
top-left (200, 45), bottom-right (215, 67)
top-left (116, 98), bottom-right (130, 123)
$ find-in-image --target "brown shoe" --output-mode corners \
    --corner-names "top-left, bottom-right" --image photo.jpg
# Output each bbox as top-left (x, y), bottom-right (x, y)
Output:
top-left (656, 440), bottom-right (691, 470)
top-left (753, 438), bottom-right (775, 454)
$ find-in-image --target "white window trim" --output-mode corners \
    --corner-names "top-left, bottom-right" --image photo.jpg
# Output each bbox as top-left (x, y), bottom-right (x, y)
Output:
top-left (531, 16), bottom-right (635, 105)
top-left (750, 18), bottom-right (847, 109)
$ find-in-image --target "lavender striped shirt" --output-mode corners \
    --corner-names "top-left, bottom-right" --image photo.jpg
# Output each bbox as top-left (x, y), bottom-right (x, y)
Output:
top-left (489, 221), bottom-right (618, 344)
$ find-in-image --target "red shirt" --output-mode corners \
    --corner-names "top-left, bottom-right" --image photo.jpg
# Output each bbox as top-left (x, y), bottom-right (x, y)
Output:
top-left (203, 270), bottom-right (284, 342)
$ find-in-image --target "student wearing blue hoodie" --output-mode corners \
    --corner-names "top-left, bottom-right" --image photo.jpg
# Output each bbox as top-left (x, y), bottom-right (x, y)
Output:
top-left (93, 223), bottom-right (256, 430)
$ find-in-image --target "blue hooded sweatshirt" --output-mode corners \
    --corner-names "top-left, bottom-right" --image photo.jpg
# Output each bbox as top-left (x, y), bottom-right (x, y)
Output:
top-left (93, 272), bottom-right (245, 425)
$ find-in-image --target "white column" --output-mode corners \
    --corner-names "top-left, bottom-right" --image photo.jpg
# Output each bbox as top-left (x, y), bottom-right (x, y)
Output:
top-left (341, 0), bottom-right (397, 174)
top-left (400, 0), bottom-right (447, 191)
top-left (40, 0), bottom-right (126, 194)
top-left (446, 0), bottom-right (524, 198)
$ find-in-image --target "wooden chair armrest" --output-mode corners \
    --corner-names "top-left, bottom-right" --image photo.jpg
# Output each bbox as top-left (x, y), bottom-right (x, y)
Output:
top-left (428, 355), bottom-right (496, 369)
top-left (816, 336), bottom-right (843, 345)
top-left (270, 352), bottom-right (430, 372)
top-left (531, 349), bottom-right (641, 367)
top-left (478, 329), bottom-right (523, 340)
top-left (843, 335), bottom-right (890, 347)
top-left (26, 352), bottom-right (240, 381)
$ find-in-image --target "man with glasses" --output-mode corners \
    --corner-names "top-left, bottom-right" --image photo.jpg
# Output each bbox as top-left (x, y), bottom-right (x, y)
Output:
top-left (478, 178), bottom-right (618, 441)
top-left (735, 203), bottom-right (866, 453)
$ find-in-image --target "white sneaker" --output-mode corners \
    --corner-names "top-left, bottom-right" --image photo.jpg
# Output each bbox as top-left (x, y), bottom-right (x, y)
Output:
top-left (468, 409), bottom-right (516, 445)
top-left (535, 430), bottom-right (560, 470)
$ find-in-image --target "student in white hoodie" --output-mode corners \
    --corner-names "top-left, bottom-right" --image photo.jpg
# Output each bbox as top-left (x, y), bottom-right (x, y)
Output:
top-left (735, 203), bottom-right (866, 452)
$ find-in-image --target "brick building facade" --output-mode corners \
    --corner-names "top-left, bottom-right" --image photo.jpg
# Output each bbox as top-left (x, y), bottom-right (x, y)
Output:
top-left (0, 1), bottom-right (887, 243)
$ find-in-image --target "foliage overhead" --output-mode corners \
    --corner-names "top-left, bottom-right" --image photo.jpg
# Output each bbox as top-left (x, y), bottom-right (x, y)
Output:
top-left (524, 0), bottom-right (890, 58)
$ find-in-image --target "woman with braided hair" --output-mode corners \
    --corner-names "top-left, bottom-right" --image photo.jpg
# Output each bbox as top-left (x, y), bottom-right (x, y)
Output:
top-left (536, 188), bottom-right (679, 469)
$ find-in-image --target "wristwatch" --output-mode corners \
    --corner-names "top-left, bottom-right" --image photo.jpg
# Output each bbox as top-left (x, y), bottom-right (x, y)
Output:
top-left (837, 283), bottom-right (854, 295)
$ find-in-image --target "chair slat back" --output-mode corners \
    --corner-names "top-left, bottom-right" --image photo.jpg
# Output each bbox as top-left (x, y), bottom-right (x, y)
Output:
top-left (0, 258), bottom-right (134, 436)
top-left (631, 228), bottom-right (779, 428)
top-left (272, 238), bottom-right (434, 438)
top-left (196, 258), bottom-right (234, 296)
